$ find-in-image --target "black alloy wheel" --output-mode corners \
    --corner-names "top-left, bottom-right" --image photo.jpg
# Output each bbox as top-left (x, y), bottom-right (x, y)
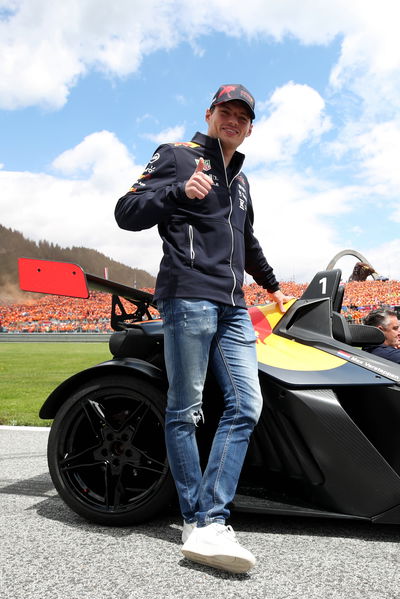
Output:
top-left (47, 375), bottom-right (175, 525)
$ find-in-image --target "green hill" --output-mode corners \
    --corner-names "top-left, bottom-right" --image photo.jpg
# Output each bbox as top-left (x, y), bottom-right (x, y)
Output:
top-left (0, 224), bottom-right (155, 303)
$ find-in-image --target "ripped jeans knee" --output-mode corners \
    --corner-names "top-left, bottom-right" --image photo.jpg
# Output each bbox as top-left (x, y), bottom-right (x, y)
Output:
top-left (165, 404), bottom-right (204, 427)
top-left (191, 408), bottom-right (204, 427)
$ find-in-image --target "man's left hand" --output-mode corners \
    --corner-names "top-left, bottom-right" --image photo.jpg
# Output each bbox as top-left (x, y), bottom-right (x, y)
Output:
top-left (269, 290), bottom-right (295, 313)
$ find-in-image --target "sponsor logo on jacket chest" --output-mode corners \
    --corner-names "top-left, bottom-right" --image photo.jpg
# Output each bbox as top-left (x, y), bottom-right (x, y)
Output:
top-left (194, 158), bottom-right (220, 186)
top-left (195, 158), bottom-right (211, 171)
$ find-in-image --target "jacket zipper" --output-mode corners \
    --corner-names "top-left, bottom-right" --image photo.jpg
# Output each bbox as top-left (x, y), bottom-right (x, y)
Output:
top-left (217, 139), bottom-right (241, 306)
top-left (188, 224), bottom-right (195, 268)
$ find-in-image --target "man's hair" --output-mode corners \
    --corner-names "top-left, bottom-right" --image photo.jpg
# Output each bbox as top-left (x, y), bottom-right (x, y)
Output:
top-left (364, 308), bottom-right (397, 328)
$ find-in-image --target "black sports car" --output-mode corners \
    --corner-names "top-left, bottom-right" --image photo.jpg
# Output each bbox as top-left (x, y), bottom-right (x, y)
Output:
top-left (18, 258), bottom-right (400, 526)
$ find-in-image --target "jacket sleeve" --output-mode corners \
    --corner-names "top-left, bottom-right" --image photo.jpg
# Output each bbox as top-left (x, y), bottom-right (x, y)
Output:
top-left (115, 144), bottom-right (187, 231)
top-left (244, 196), bottom-right (280, 293)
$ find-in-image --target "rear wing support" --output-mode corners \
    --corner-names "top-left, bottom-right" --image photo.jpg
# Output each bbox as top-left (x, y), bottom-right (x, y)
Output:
top-left (18, 257), bottom-right (157, 330)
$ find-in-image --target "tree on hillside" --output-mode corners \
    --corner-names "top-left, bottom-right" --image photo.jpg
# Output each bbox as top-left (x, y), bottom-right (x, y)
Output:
top-left (0, 224), bottom-right (155, 302)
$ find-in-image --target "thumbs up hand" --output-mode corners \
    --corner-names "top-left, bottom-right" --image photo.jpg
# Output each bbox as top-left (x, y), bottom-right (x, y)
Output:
top-left (184, 157), bottom-right (213, 199)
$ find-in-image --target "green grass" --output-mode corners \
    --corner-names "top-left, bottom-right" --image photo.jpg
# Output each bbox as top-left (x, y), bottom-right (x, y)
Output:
top-left (0, 342), bottom-right (111, 426)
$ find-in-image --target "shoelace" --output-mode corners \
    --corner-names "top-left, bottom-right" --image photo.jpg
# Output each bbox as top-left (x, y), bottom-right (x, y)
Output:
top-left (217, 525), bottom-right (238, 543)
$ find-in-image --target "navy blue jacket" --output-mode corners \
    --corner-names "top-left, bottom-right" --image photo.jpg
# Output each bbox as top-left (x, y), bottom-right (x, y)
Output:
top-left (115, 132), bottom-right (279, 307)
top-left (363, 344), bottom-right (400, 364)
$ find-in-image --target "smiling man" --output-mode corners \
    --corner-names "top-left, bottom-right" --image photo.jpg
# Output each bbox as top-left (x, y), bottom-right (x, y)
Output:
top-left (115, 84), bottom-right (291, 573)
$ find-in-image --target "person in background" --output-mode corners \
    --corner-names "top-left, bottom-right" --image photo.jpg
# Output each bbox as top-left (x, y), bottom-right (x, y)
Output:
top-left (115, 83), bottom-right (292, 573)
top-left (363, 309), bottom-right (400, 363)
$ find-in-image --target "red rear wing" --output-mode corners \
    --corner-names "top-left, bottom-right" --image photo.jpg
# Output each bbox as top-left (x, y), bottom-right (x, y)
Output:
top-left (18, 258), bottom-right (89, 298)
top-left (18, 257), bottom-right (156, 308)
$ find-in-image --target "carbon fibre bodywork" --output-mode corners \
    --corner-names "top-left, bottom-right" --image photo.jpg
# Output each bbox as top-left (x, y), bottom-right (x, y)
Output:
top-left (18, 259), bottom-right (400, 525)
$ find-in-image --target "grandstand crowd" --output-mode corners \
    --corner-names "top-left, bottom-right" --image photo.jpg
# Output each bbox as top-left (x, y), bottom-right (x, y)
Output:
top-left (1, 279), bottom-right (400, 334)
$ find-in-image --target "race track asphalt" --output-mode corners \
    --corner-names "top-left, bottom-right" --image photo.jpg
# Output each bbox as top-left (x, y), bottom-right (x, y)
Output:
top-left (1, 426), bottom-right (400, 599)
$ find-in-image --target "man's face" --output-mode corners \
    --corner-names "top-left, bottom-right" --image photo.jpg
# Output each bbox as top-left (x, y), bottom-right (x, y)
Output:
top-left (380, 315), bottom-right (400, 347)
top-left (205, 101), bottom-right (252, 152)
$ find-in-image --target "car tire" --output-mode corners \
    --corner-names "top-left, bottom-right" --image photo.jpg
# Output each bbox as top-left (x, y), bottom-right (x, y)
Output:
top-left (47, 374), bottom-right (175, 525)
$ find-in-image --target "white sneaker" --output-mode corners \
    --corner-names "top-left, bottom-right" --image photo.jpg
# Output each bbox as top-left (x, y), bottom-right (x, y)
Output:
top-left (182, 520), bottom-right (197, 543)
top-left (181, 523), bottom-right (256, 574)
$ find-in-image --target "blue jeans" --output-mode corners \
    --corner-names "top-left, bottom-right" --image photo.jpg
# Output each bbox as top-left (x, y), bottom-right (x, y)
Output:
top-left (157, 298), bottom-right (263, 527)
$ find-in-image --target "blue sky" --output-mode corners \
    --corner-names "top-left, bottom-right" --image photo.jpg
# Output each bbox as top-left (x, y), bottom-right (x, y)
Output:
top-left (1, 0), bottom-right (400, 283)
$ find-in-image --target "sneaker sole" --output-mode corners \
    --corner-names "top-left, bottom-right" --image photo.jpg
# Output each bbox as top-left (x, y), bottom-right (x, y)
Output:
top-left (181, 549), bottom-right (255, 574)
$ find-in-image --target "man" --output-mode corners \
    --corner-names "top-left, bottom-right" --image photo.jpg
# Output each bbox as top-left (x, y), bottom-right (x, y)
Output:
top-left (363, 309), bottom-right (400, 363)
top-left (115, 84), bottom-right (291, 573)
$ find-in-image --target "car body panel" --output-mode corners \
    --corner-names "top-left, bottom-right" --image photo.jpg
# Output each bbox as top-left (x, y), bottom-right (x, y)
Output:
top-left (18, 259), bottom-right (400, 524)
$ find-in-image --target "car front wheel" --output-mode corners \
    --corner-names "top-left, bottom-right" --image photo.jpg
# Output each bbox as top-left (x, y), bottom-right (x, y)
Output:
top-left (47, 375), bottom-right (175, 525)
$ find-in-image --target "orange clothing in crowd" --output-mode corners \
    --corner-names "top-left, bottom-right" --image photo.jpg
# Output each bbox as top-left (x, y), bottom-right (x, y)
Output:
top-left (1, 280), bottom-right (399, 333)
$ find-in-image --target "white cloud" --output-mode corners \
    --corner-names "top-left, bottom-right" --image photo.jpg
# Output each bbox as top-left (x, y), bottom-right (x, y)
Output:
top-left (136, 113), bottom-right (158, 125)
top-left (246, 167), bottom-right (370, 281)
top-left (2, 0), bottom-right (400, 284)
top-left (329, 1), bottom-right (400, 113)
top-left (367, 239), bottom-right (400, 281)
top-left (1, 127), bottom-right (399, 283)
top-left (325, 118), bottom-right (400, 228)
top-left (0, 128), bottom-right (346, 283)
top-left (52, 131), bottom-right (134, 186)
top-left (243, 82), bottom-right (331, 167)
top-left (0, 0), bottom-right (180, 109)
top-left (250, 172), bottom-right (399, 283)
top-left (142, 125), bottom-right (186, 145)
top-left (174, 0), bottom-right (344, 45)
top-left (2, 0), bottom-right (400, 113)
top-left (349, 225), bottom-right (363, 235)
top-left (353, 121), bottom-right (400, 189)
top-left (0, 131), bottom-right (163, 275)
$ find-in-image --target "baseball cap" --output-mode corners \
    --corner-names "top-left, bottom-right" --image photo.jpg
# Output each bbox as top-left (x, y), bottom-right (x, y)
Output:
top-left (210, 84), bottom-right (255, 120)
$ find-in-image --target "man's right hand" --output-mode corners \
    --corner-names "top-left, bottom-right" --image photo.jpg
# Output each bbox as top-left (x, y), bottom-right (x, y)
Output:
top-left (185, 157), bottom-right (213, 199)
